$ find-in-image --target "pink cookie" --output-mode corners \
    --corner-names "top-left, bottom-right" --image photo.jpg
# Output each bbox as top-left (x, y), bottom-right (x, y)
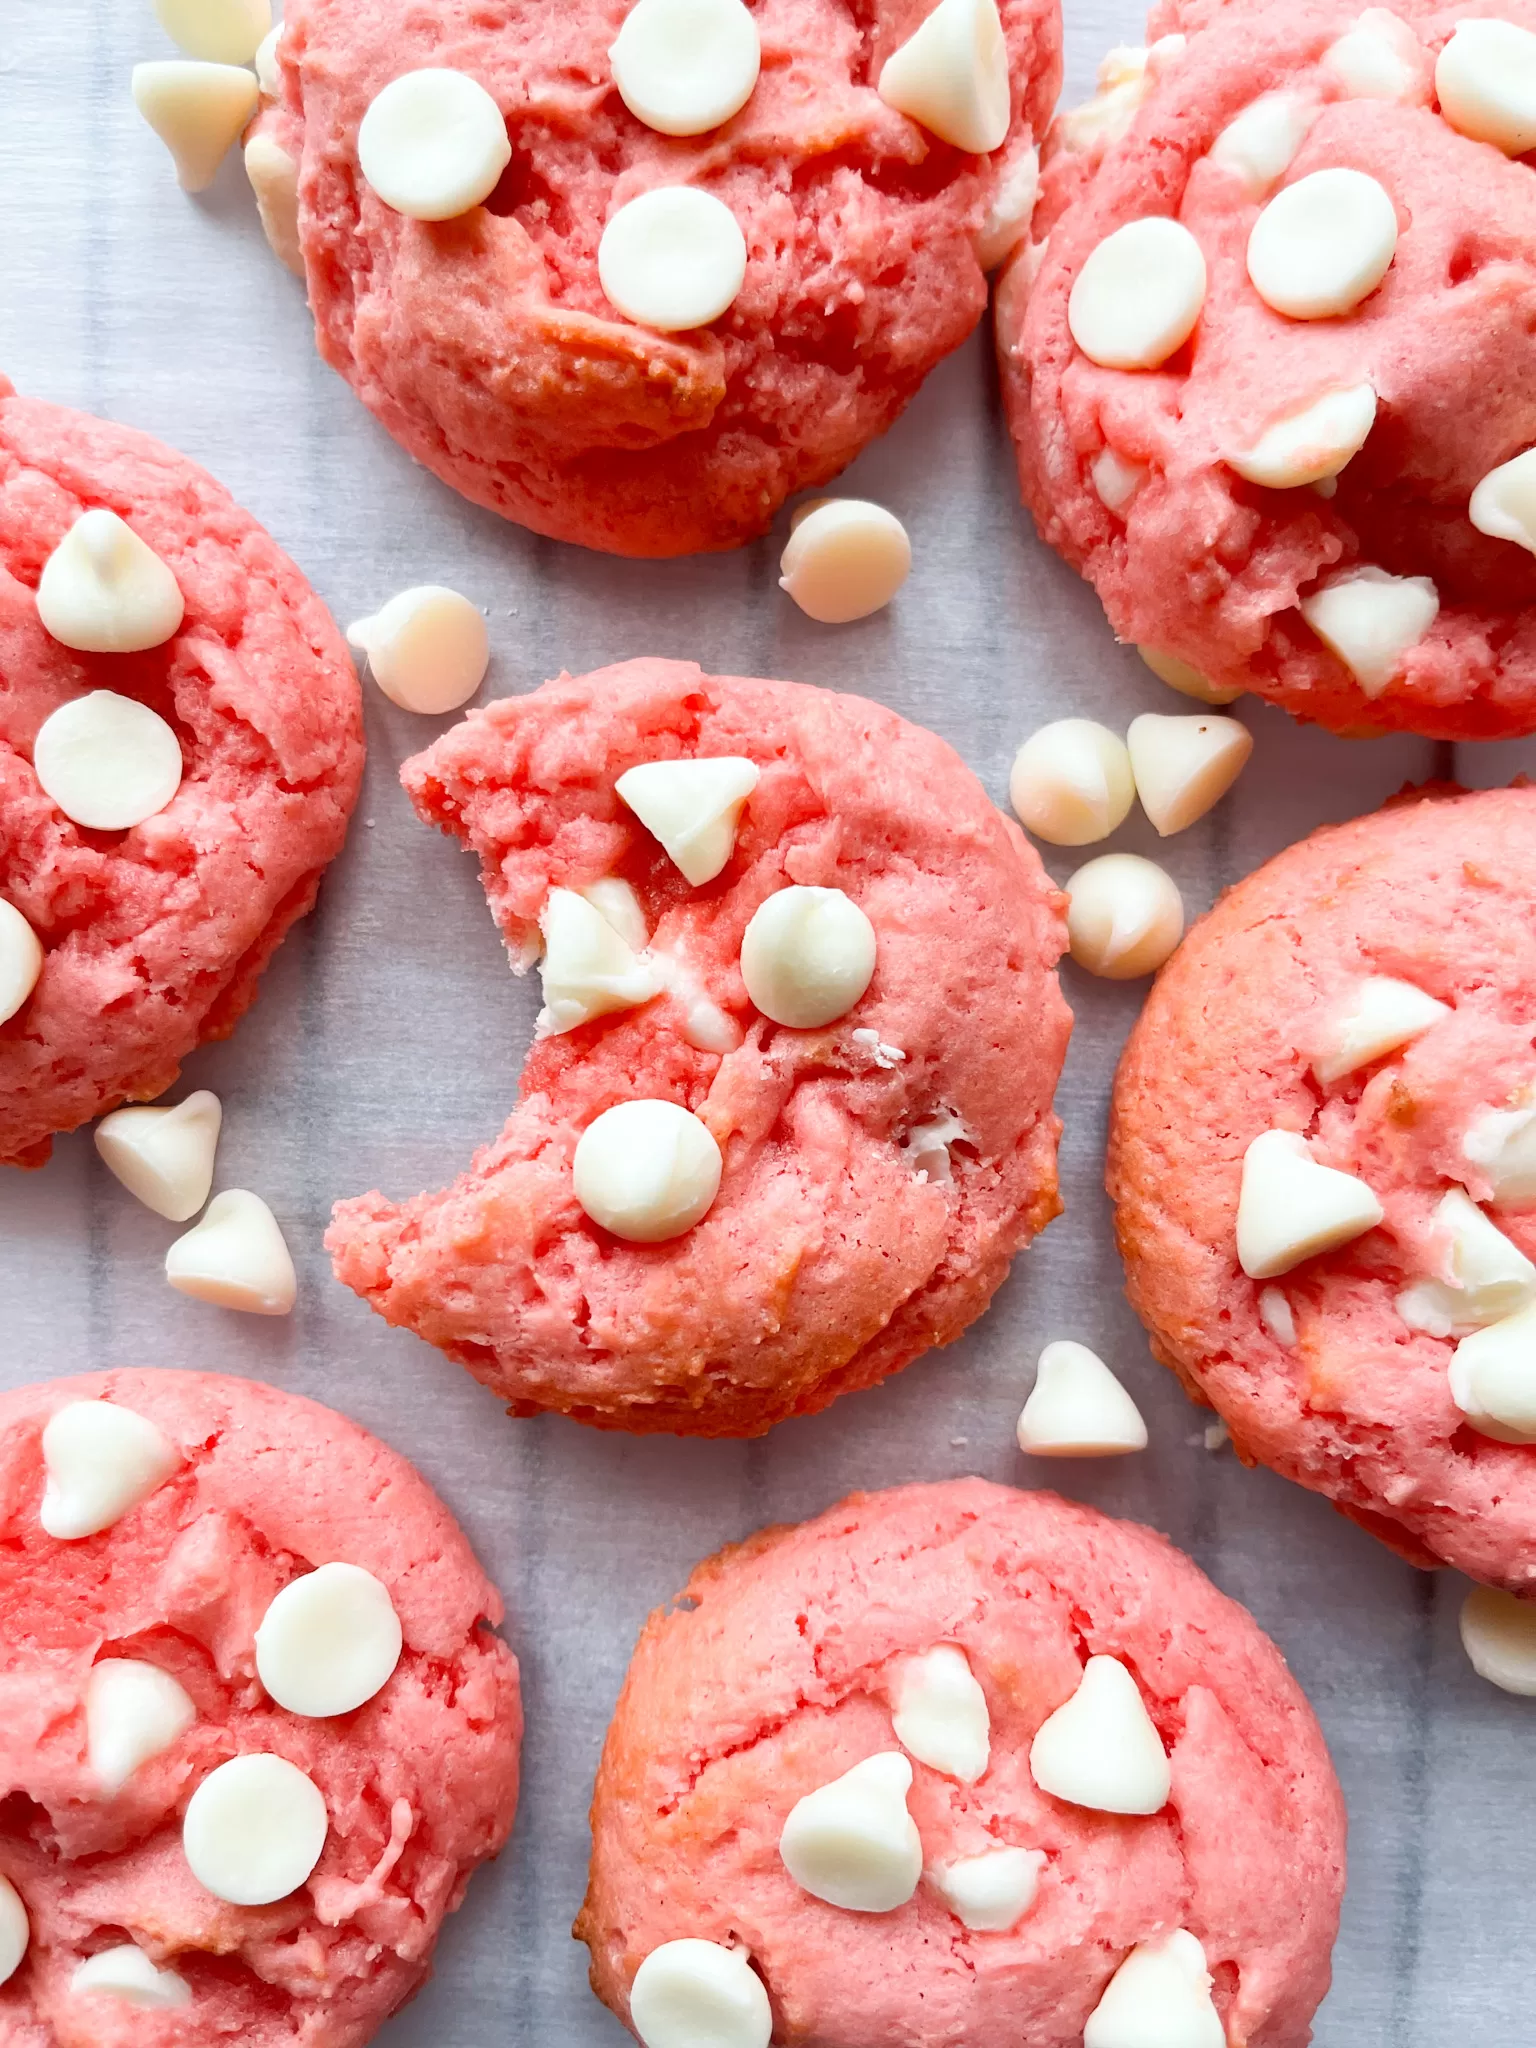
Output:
top-left (998, 2), bottom-right (1536, 737)
top-left (578, 1478), bottom-right (1346, 2048)
top-left (1111, 784), bottom-right (1536, 1590)
top-left (253, 0), bottom-right (1061, 557)
top-left (327, 658), bottom-right (1071, 1437)
top-left (0, 383), bottom-right (364, 1167)
top-left (0, 1369), bottom-right (521, 2047)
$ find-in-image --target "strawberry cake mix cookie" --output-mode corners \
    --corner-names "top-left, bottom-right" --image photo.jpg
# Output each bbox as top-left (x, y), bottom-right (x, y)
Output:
top-left (1111, 784), bottom-right (1536, 1590)
top-left (0, 383), bottom-right (363, 1169)
top-left (327, 658), bottom-right (1071, 1437)
top-left (999, 2), bottom-right (1536, 737)
top-left (247, 0), bottom-right (1061, 557)
top-left (0, 1369), bottom-right (521, 2046)
top-left (577, 1478), bottom-right (1346, 2048)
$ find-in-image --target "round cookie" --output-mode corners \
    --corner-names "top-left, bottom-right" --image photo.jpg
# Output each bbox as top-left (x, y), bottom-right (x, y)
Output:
top-left (326, 658), bottom-right (1071, 1437)
top-left (577, 1477), bottom-right (1346, 2048)
top-left (250, 0), bottom-right (1061, 557)
top-left (1110, 783), bottom-right (1536, 1591)
top-left (998, 2), bottom-right (1536, 737)
top-left (0, 383), bottom-right (363, 1167)
top-left (0, 1368), bottom-right (521, 2046)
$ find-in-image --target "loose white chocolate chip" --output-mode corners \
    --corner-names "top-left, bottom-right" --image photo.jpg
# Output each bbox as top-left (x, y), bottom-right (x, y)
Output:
top-left (877, 0), bottom-right (1011, 154)
top-left (1126, 713), bottom-right (1253, 836)
top-left (0, 1877), bottom-right (28, 1988)
top-left (1064, 854), bottom-right (1184, 980)
top-left (245, 134), bottom-right (303, 277)
top-left (1399, 1188), bottom-right (1536, 1337)
top-left (94, 1090), bottom-right (222, 1223)
top-left (70, 1944), bottom-right (192, 2010)
top-left (1209, 91), bottom-right (1314, 198)
top-left (599, 186), bottom-right (747, 331)
top-left (182, 1754), bottom-right (328, 1906)
top-left (155, 0), bottom-right (271, 65)
top-left (33, 691), bottom-right (183, 833)
top-left (1258, 1286), bottom-right (1297, 1347)
top-left (254, 22), bottom-right (284, 96)
top-left (1016, 1339), bottom-right (1148, 1457)
top-left (975, 143), bottom-right (1039, 269)
top-left (1009, 719), bottom-right (1135, 847)
top-left (86, 1660), bottom-right (196, 1792)
top-left (0, 900), bottom-right (43, 1026)
top-left (1299, 566), bottom-right (1439, 696)
top-left (537, 887), bottom-right (662, 1036)
top-left (1236, 1129), bottom-right (1383, 1279)
top-left (1322, 10), bottom-right (1430, 103)
top-left (1436, 18), bottom-right (1536, 155)
top-left (1465, 1094), bottom-right (1536, 1206)
top-left (1470, 447), bottom-right (1536, 557)
top-left (740, 886), bottom-right (876, 1029)
top-left (1138, 646), bottom-right (1244, 706)
top-left (582, 878), bottom-right (650, 953)
top-left (1084, 1930), bottom-right (1225, 2048)
top-left (256, 1563), bottom-right (404, 1717)
top-left (41, 1402), bottom-right (181, 1541)
top-left (1069, 217), bottom-right (1206, 370)
top-left (629, 1940), bottom-right (772, 2048)
top-left (617, 756), bottom-right (758, 885)
top-left (1030, 1656), bottom-right (1170, 1814)
top-left (1460, 1583), bottom-right (1536, 1694)
top-left (901, 1109), bottom-right (971, 1182)
top-left (573, 1099), bottom-right (723, 1241)
top-left (928, 1847), bottom-right (1045, 1932)
top-left (132, 61), bottom-right (261, 193)
top-left (1449, 1301), bottom-right (1536, 1443)
top-left (165, 1189), bottom-right (297, 1316)
top-left (358, 68), bottom-right (511, 221)
top-left (778, 1751), bottom-right (923, 1912)
top-left (1228, 383), bottom-right (1376, 491)
top-left (1310, 975), bottom-right (1448, 1085)
top-left (778, 500), bottom-right (911, 624)
top-left (1091, 448), bottom-right (1147, 514)
top-left (610, 0), bottom-right (761, 137)
top-left (889, 1645), bottom-right (990, 1782)
top-left (1246, 168), bottom-right (1397, 320)
top-left (347, 585), bottom-right (491, 713)
top-left (37, 509), bottom-right (185, 656)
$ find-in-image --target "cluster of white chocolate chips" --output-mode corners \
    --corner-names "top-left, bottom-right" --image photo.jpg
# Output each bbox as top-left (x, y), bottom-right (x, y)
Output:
top-left (626, 1642), bottom-right (1226, 2048)
top-left (0, 1397), bottom-right (408, 2008)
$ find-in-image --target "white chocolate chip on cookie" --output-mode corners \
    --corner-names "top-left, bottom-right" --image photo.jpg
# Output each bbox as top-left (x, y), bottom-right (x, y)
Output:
top-left (41, 1401), bottom-right (181, 1541)
top-left (1449, 1301), bottom-right (1536, 1443)
top-left (0, 1880), bottom-right (28, 1989)
top-left (1085, 1931), bottom-right (1225, 2048)
top-left (132, 61), bottom-right (261, 192)
top-left (1236, 1130), bottom-right (1383, 1278)
top-left (1009, 720), bottom-right (1135, 846)
top-left (1246, 167), bottom-right (1397, 320)
top-left (245, 133), bottom-right (304, 277)
top-left (70, 1944), bottom-right (192, 2010)
top-left (1322, 9), bottom-right (1431, 104)
top-left (617, 756), bottom-right (758, 885)
top-left (598, 186), bottom-right (748, 331)
top-left (928, 1847), bottom-right (1045, 1932)
top-left (1069, 217), bottom-right (1207, 370)
top-left (610, 0), bottom-right (761, 137)
top-left (1471, 446), bottom-right (1536, 556)
top-left (1228, 383), bottom-right (1377, 490)
top-left (182, 1754), bottom-right (329, 1906)
top-left (86, 1658), bottom-right (197, 1791)
top-left (538, 887), bottom-right (662, 1035)
top-left (1209, 91), bottom-right (1315, 198)
top-left (1299, 566), bottom-right (1439, 696)
top-left (1310, 975), bottom-right (1448, 1085)
top-left (358, 68), bottom-right (512, 221)
top-left (1398, 1187), bottom-right (1536, 1337)
top-left (33, 692), bottom-right (183, 831)
top-left (779, 1752), bottom-right (923, 1912)
top-left (37, 509), bottom-right (184, 655)
top-left (254, 22), bottom-right (284, 96)
top-left (256, 1563), bottom-right (404, 1718)
top-left (573, 1099), bottom-right (723, 1241)
top-left (1436, 19), bottom-right (1536, 156)
top-left (629, 1940), bottom-right (771, 2048)
top-left (740, 886), bottom-right (876, 1029)
top-left (889, 1645), bottom-right (990, 1782)
top-left (0, 899), bottom-right (43, 1027)
top-left (1465, 1092), bottom-right (1536, 1206)
top-left (877, 0), bottom-right (1011, 154)
top-left (1030, 1656), bottom-right (1170, 1814)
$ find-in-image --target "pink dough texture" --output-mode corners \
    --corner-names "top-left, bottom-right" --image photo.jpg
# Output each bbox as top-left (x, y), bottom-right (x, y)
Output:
top-left (327, 659), bottom-right (1071, 1438)
top-left (0, 1369), bottom-right (521, 2048)
top-left (1110, 784), bottom-right (1536, 1590)
top-left (578, 1478), bottom-right (1346, 2048)
top-left (0, 383), bottom-right (364, 1168)
top-left (257, 0), bottom-right (1061, 557)
top-left (998, 1), bottom-right (1536, 738)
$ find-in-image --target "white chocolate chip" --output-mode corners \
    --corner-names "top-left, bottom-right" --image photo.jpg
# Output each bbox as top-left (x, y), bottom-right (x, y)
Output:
top-left (1236, 1129), bottom-right (1383, 1279)
top-left (1055, 40), bottom-right (1184, 156)
top-left (1257, 1286), bottom-right (1296, 1347)
top-left (245, 134), bottom-right (304, 277)
top-left (1069, 218), bottom-right (1206, 370)
top-left (1228, 383), bottom-right (1376, 490)
top-left (358, 68), bottom-right (511, 221)
top-left (1465, 1093), bottom-right (1536, 1206)
top-left (888, 1645), bottom-right (990, 1782)
top-left (1460, 1583), bottom-right (1536, 1694)
top-left (598, 186), bottom-right (747, 331)
top-left (1209, 91), bottom-right (1315, 198)
top-left (154, 0), bottom-right (271, 64)
top-left (0, 1878), bottom-right (28, 1988)
top-left (582, 878), bottom-right (650, 953)
top-left (651, 943), bottom-right (742, 1052)
top-left (70, 1944), bottom-right (192, 2010)
top-left (254, 22), bottom-right (284, 96)
top-left (132, 61), bottom-right (261, 193)
top-left (1030, 1656), bottom-right (1170, 1814)
top-left (1322, 10), bottom-right (1430, 104)
top-left (86, 1658), bottom-right (197, 1791)
top-left (347, 585), bottom-right (490, 713)
top-left (1091, 448), bottom-right (1148, 514)
top-left (778, 500), bottom-right (911, 624)
top-left (41, 1402), bottom-right (181, 1541)
top-left (1449, 1300), bottom-right (1536, 1442)
top-left (255, 1563), bottom-right (404, 1717)
top-left (901, 1109), bottom-right (971, 1182)
top-left (94, 1090), bottom-right (222, 1223)
top-left (1126, 712), bottom-right (1253, 836)
top-left (876, 0), bottom-right (1011, 154)
top-left (1399, 1187), bottom-right (1536, 1337)
top-left (572, 1099), bottom-right (723, 1241)
top-left (1310, 975), bottom-right (1448, 1085)
top-left (1138, 646), bottom-right (1244, 705)
top-left (0, 899), bottom-right (43, 1026)
top-left (1009, 719), bottom-right (1135, 847)
top-left (37, 510), bottom-right (184, 656)
top-left (1016, 1339), bottom-right (1148, 1456)
top-left (778, 1751), bottom-right (923, 1912)
top-left (975, 143), bottom-right (1039, 270)
top-left (1246, 167), bottom-right (1397, 320)
top-left (927, 1846), bottom-right (1045, 1931)
top-left (610, 0), bottom-right (760, 137)
top-left (1470, 446), bottom-right (1536, 556)
top-left (851, 1027), bottom-right (905, 1068)
top-left (1064, 854), bottom-right (1184, 979)
top-left (617, 756), bottom-right (758, 885)
top-left (165, 1189), bottom-right (297, 1315)
top-left (629, 1940), bottom-right (771, 2048)
top-left (537, 887), bottom-right (662, 1036)
top-left (33, 690), bottom-right (183, 833)
top-left (740, 886), bottom-right (876, 1029)
top-left (1298, 566), bottom-right (1439, 695)
top-left (182, 1754), bottom-right (328, 1906)
top-left (1435, 18), bottom-right (1536, 156)
top-left (1084, 1930), bottom-right (1225, 2048)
